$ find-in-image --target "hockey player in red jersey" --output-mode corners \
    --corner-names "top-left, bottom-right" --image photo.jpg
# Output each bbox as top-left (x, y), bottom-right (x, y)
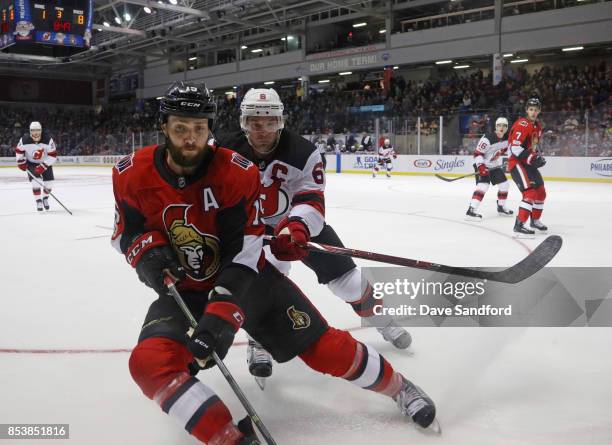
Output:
top-left (217, 88), bottom-right (411, 384)
top-left (507, 98), bottom-right (547, 235)
top-left (16, 121), bottom-right (57, 211)
top-left (112, 82), bottom-right (438, 444)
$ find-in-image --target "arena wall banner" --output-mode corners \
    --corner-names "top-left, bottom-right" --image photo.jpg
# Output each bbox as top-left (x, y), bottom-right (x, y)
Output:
top-left (2, 155), bottom-right (611, 182)
top-left (332, 155), bottom-right (612, 183)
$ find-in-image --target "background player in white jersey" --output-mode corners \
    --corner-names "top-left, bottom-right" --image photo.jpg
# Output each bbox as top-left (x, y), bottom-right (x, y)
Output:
top-left (217, 89), bottom-right (411, 383)
top-left (315, 137), bottom-right (327, 169)
top-left (372, 138), bottom-right (396, 178)
top-left (466, 117), bottom-right (513, 220)
top-left (16, 121), bottom-right (57, 211)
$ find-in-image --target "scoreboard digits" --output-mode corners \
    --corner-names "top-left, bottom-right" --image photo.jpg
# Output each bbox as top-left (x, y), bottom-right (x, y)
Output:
top-left (2, 0), bottom-right (92, 49)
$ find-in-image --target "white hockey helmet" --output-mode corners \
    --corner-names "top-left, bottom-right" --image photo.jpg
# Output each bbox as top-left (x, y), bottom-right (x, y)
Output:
top-left (30, 121), bottom-right (42, 131)
top-left (495, 117), bottom-right (509, 127)
top-left (239, 88), bottom-right (284, 132)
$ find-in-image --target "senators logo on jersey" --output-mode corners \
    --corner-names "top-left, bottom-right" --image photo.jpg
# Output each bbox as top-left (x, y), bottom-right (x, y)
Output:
top-left (163, 204), bottom-right (220, 281)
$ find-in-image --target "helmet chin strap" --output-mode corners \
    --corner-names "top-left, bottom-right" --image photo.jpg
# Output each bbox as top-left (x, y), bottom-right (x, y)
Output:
top-left (245, 129), bottom-right (282, 157)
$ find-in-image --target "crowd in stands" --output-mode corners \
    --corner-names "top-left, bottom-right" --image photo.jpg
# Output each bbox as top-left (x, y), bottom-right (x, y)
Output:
top-left (0, 60), bottom-right (609, 158)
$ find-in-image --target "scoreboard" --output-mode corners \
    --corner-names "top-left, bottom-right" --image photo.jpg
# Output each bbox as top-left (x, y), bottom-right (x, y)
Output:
top-left (1, 0), bottom-right (92, 50)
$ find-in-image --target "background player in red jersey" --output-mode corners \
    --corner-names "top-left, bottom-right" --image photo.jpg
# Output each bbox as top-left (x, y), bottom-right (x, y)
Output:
top-left (112, 82), bottom-right (438, 444)
top-left (217, 88), bottom-right (411, 384)
top-left (507, 98), bottom-right (548, 235)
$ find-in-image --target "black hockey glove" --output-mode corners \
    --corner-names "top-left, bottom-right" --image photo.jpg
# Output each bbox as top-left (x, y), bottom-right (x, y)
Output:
top-left (125, 231), bottom-right (186, 293)
top-left (188, 288), bottom-right (245, 370)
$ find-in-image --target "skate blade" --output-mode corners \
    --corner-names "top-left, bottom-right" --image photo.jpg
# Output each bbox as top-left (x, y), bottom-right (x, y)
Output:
top-left (254, 376), bottom-right (266, 391)
top-left (418, 418), bottom-right (442, 436)
top-left (497, 212), bottom-right (513, 217)
top-left (464, 216), bottom-right (482, 222)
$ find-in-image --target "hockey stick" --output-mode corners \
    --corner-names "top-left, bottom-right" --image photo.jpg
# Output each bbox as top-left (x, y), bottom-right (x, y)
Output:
top-left (163, 276), bottom-right (277, 445)
top-left (434, 172), bottom-right (476, 182)
top-left (266, 235), bottom-right (562, 284)
top-left (26, 170), bottom-right (73, 215)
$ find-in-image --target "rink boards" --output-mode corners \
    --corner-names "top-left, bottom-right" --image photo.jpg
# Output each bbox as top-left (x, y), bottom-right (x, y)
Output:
top-left (1, 155), bottom-right (612, 183)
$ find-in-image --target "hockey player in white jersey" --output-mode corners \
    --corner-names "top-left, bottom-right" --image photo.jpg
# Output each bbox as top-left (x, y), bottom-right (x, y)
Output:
top-left (466, 117), bottom-right (513, 220)
top-left (217, 89), bottom-right (411, 384)
top-left (16, 122), bottom-right (57, 211)
top-left (373, 138), bottom-right (396, 178)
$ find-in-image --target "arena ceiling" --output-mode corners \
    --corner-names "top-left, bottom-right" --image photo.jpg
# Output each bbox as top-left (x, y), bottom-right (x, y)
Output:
top-left (0, 0), bottom-right (403, 79)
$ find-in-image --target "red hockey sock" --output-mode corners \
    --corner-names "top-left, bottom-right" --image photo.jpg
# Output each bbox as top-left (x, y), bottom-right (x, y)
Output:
top-left (129, 337), bottom-right (234, 444)
top-left (531, 203), bottom-right (543, 220)
top-left (517, 201), bottom-right (532, 223)
top-left (299, 328), bottom-right (404, 398)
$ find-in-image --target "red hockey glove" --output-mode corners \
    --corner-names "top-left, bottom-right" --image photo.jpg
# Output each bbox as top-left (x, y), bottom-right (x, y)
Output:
top-left (17, 160), bottom-right (27, 171)
top-left (34, 164), bottom-right (47, 176)
top-left (477, 164), bottom-right (489, 177)
top-left (270, 216), bottom-right (310, 261)
top-left (527, 153), bottom-right (546, 168)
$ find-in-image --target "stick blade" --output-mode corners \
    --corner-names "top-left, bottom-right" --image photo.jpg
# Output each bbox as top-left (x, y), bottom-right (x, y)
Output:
top-left (434, 174), bottom-right (455, 182)
top-left (489, 235), bottom-right (563, 284)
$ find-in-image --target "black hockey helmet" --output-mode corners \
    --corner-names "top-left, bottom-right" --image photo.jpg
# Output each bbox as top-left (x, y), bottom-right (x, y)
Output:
top-left (525, 97), bottom-right (542, 110)
top-left (159, 81), bottom-right (216, 128)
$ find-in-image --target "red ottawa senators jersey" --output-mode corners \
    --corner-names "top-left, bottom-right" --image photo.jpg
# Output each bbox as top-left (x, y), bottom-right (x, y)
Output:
top-left (111, 144), bottom-right (265, 297)
top-left (507, 117), bottom-right (542, 170)
top-left (216, 129), bottom-right (325, 237)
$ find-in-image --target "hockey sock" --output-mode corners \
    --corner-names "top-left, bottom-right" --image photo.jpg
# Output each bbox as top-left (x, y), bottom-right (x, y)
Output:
top-left (497, 182), bottom-right (509, 207)
top-left (300, 328), bottom-right (404, 398)
top-left (518, 200), bottom-right (532, 223)
top-left (326, 268), bottom-right (378, 317)
top-left (129, 337), bottom-right (236, 444)
top-left (470, 183), bottom-right (489, 210)
top-left (532, 186), bottom-right (546, 220)
top-left (32, 187), bottom-right (41, 201)
top-left (43, 181), bottom-right (53, 197)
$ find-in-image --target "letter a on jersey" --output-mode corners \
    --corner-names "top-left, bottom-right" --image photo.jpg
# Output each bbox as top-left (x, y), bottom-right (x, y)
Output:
top-left (202, 188), bottom-right (219, 212)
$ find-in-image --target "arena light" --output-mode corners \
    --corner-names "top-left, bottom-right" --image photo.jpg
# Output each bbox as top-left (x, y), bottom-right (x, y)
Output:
top-left (453, 64), bottom-right (470, 69)
top-left (435, 60), bottom-right (452, 65)
top-left (233, 86), bottom-right (238, 89)
top-left (353, 22), bottom-right (367, 28)
top-left (503, 53), bottom-right (513, 57)
top-left (168, 0), bottom-right (178, 4)
top-left (318, 79), bottom-right (330, 83)
top-left (281, 37), bottom-right (286, 41)
top-left (287, 36), bottom-right (295, 41)
top-left (103, 21), bottom-right (110, 27)
top-left (379, 29), bottom-right (386, 34)
top-left (339, 71), bottom-right (352, 75)
top-left (251, 48), bottom-right (263, 53)
top-left (241, 45), bottom-right (247, 49)
top-left (188, 56), bottom-right (197, 61)
top-left (143, 6), bottom-right (152, 13)
top-left (264, 81), bottom-right (275, 85)
top-left (124, 13), bottom-right (131, 21)
top-left (297, 77), bottom-right (303, 81)
top-left (114, 16), bottom-right (122, 24)
top-left (510, 58), bottom-right (528, 63)
top-left (393, 66), bottom-right (399, 70)
top-left (562, 46), bottom-right (584, 52)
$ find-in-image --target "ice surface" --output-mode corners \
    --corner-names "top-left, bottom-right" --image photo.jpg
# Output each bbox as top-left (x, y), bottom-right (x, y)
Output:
top-left (1, 167), bottom-right (611, 444)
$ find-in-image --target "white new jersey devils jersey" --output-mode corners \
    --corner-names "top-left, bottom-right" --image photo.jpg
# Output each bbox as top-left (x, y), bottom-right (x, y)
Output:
top-left (218, 129), bottom-right (326, 237)
top-left (378, 146), bottom-right (395, 160)
top-left (473, 131), bottom-right (508, 168)
top-left (16, 133), bottom-right (57, 166)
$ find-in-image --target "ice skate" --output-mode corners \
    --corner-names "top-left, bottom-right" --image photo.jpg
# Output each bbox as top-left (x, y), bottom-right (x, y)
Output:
top-left (377, 321), bottom-right (412, 349)
top-left (530, 219), bottom-right (548, 232)
top-left (395, 377), bottom-right (441, 434)
top-left (247, 338), bottom-right (272, 390)
top-left (465, 207), bottom-right (482, 221)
